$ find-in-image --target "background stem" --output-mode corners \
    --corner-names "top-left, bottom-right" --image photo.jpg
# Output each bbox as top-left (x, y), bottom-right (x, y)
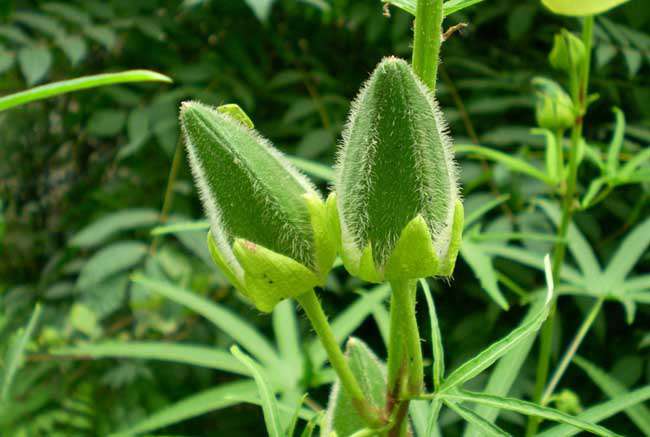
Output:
top-left (527, 15), bottom-right (595, 437)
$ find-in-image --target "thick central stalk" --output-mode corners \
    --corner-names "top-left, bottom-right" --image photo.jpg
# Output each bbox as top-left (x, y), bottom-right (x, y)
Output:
top-left (412, 0), bottom-right (444, 91)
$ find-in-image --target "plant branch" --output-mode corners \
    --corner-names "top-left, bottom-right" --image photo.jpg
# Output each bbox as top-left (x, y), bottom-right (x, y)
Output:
top-left (297, 289), bottom-right (384, 428)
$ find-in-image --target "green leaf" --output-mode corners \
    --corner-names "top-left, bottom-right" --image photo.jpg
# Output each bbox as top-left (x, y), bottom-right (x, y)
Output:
top-left (442, 390), bottom-right (619, 436)
top-left (322, 338), bottom-right (386, 436)
top-left (574, 356), bottom-right (650, 435)
top-left (1, 304), bottom-right (41, 401)
top-left (0, 48), bottom-right (14, 74)
top-left (41, 3), bottom-right (91, 26)
top-left (537, 200), bottom-right (601, 281)
top-left (445, 401), bottom-right (511, 436)
top-left (601, 216), bottom-right (650, 293)
top-left (456, 144), bottom-right (554, 185)
top-left (440, 256), bottom-right (553, 391)
top-left (56, 34), bottom-right (87, 65)
top-left (87, 109), bottom-right (127, 137)
top-left (619, 147), bottom-right (650, 179)
top-left (420, 279), bottom-right (444, 389)
top-left (244, 0), bottom-right (275, 21)
top-left (287, 156), bottom-right (335, 182)
top-left (52, 342), bottom-right (247, 376)
top-left (71, 209), bottom-right (160, 248)
top-left (131, 275), bottom-right (280, 368)
top-left (541, 0), bottom-right (630, 16)
top-left (76, 241), bottom-right (147, 290)
top-left (0, 70), bottom-right (171, 112)
top-left (112, 381), bottom-right (258, 436)
top-left (150, 220), bottom-right (209, 236)
top-left (606, 108), bottom-right (625, 175)
top-left (18, 46), bottom-right (52, 86)
top-left (537, 386), bottom-right (650, 437)
top-left (272, 300), bottom-right (302, 377)
top-left (231, 346), bottom-right (283, 437)
top-left (460, 240), bottom-right (509, 310)
top-left (464, 194), bottom-right (510, 230)
top-left (308, 284), bottom-right (390, 370)
top-left (83, 25), bottom-right (116, 50)
top-left (463, 307), bottom-right (539, 437)
top-left (14, 12), bottom-right (64, 39)
top-left (382, 0), bottom-right (487, 16)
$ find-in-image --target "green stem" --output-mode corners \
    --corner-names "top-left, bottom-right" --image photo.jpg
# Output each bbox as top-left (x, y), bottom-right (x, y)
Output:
top-left (297, 289), bottom-right (383, 428)
top-left (386, 280), bottom-right (423, 436)
top-left (151, 138), bottom-right (183, 255)
top-left (555, 129), bottom-right (565, 184)
top-left (412, 0), bottom-right (444, 91)
top-left (527, 15), bottom-right (594, 437)
top-left (542, 297), bottom-right (604, 405)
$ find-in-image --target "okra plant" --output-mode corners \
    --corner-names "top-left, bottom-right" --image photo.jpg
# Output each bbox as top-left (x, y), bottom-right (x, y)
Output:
top-left (174, 1), bottom-right (639, 436)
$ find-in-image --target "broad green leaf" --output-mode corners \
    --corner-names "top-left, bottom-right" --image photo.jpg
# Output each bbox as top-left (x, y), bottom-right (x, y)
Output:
top-left (322, 338), bottom-right (386, 437)
top-left (131, 275), bottom-right (280, 368)
top-left (442, 390), bottom-right (619, 436)
top-left (18, 46), bottom-right (52, 86)
top-left (461, 240), bottom-right (509, 310)
top-left (0, 48), bottom-right (14, 73)
top-left (456, 144), bottom-right (554, 185)
top-left (1, 304), bottom-right (41, 400)
top-left (308, 284), bottom-right (390, 369)
top-left (14, 12), bottom-right (64, 39)
top-left (76, 241), bottom-right (147, 290)
top-left (602, 216), bottom-right (650, 292)
top-left (71, 209), bottom-right (160, 248)
top-left (41, 3), bottom-right (91, 26)
top-left (606, 108), bottom-right (625, 175)
top-left (445, 401), bottom-right (511, 436)
top-left (537, 386), bottom-right (650, 437)
top-left (0, 25), bottom-right (31, 44)
top-left (0, 70), bottom-right (171, 112)
top-left (52, 342), bottom-right (247, 376)
top-left (112, 381), bottom-right (258, 436)
top-left (231, 346), bottom-right (283, 437)
top-left (574, 356), bottom-right (650, 435)
top-left (542, 0), bottom-right (630, 16)
top-left (440, 256), bottom-right (553, 392)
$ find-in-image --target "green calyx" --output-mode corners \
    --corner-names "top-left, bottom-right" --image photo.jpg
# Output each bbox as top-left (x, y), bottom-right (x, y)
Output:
top-left (532, 77), bottom-right (576, 131)
top-left (182, 101), bottom-right (336, 312)
top-left (549, 30), bottom-right (586, 74)
top-left (335, 57), bottom-right (461, 282)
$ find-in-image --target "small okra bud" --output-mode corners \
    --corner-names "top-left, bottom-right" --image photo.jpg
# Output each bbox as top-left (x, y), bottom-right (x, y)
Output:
top-left (335, 57), bottom-right (463, 283)
top-left (181, 101), bottom-right (337, 312)
top-left (532, 77), bottom-right (575, 131)
top-left (549, 30), bottom-right (586, 73)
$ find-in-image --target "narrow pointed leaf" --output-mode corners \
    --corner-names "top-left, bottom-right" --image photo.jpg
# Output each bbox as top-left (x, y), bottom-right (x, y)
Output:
top-left (445, 401), bottom-right (511, 436)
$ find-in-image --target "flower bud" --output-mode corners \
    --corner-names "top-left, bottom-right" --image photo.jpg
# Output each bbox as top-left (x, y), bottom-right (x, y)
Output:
top-left (542, 0), bottom-right (629, 16)
top-left (549, 30), bottom-right (586, 73)
top-left (335, 57), bottom-right (463, 283)
top-left (181, 101), bottom-right (337, 312)
top-left (533, 77), bottom-right (576, 131)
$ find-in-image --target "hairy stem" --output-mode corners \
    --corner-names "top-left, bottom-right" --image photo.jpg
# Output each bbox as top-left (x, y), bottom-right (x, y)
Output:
top-left (297, 289), bottom-right (384, 428)
top-left (412, 0), bottom-right (444, 92)
top-left (527, 15), bottom-right (594, 437)
top-left (387, 280), bottom-right (423, 436)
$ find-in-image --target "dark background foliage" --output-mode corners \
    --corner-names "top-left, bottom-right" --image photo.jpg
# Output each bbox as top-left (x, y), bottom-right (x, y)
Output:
top-left (0, 0), bottom-right (648, 435)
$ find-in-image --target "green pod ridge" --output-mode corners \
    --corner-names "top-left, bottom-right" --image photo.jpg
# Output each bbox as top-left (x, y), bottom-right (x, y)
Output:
top-left (336, 57), bottom-right (460, 280)
top-left (182, 101), bottom-right (334, 311)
